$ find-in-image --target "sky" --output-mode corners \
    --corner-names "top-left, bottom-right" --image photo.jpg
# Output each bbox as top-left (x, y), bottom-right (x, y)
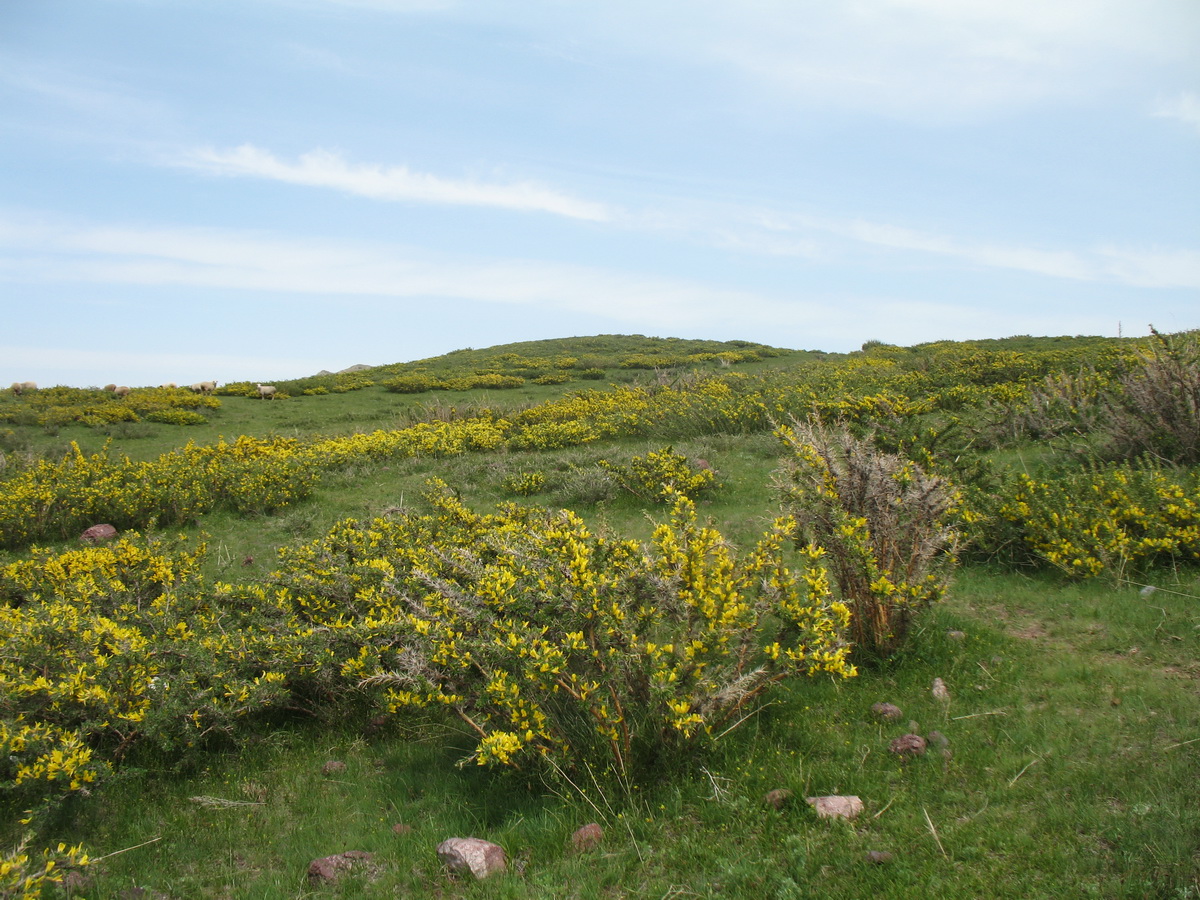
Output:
top-left (1, 1), bottom-right (1198, 387)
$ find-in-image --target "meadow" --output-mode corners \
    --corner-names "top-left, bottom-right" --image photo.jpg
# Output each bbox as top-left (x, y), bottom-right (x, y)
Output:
top-left (0, 332), bottom-right (1196, 899)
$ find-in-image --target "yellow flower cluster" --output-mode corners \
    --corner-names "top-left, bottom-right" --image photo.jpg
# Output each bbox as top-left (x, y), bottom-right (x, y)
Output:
top-left (344, 481), bottom-right (854, 778)
top-left (0, 437), bottom-right (318, 548)
top-left (0, 385), bottom-right (220, 429)
top-left (996, 466), bottom-right (1200, 578)
top-left (0, 838), bottom-right (90, 900)
top-left (599, 447), bottom-right (718, 502)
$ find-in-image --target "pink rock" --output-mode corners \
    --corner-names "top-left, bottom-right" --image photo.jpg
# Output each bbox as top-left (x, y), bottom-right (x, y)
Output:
top-left (571, 823), bottom-right (604, 853)
top-left (890, 733), bottom-right (928, 757)
top-left (80, 523), bottom-right (117, 544)
top-left (805, 795), bottom-right (864, 820)
top-left (307, 851), bottom-right (373, 884)
top-left (437, 837), bottom-right (507, 880)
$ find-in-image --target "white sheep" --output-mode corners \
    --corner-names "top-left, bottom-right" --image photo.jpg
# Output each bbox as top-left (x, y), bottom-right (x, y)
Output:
top-left (160, 382), bottom-right (177, 389)
top-left (256, 384), bottom-right (278, 400)
top-left (103, 384), bottom-right (117, 392)
top-left (114, 386), bottom-right (131, 397)
top-left (189, 381), bottom-right (217, 395)
top-left (11, 381), bottom-right (36, 395)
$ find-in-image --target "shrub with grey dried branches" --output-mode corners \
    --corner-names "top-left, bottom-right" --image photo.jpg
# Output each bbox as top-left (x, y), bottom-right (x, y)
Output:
top-left (773, 419), bottom-right (959, 660)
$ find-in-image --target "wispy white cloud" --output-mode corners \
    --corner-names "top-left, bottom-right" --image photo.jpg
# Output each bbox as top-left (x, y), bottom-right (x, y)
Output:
top-left (0, 212), bottom-right (788, 331)
top-left (634, 201), bottom-right (1198, 288)
top-left (504, 0), bottom-right (1195, 119)
top-left (1152, 92), bottom-right (1200, 136)
top-left (173, 145), bottom-right (613, 221)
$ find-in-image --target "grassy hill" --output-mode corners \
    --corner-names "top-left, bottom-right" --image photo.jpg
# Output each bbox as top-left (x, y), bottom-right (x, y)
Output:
top-left (0, 332), bottom-right (1197, 898)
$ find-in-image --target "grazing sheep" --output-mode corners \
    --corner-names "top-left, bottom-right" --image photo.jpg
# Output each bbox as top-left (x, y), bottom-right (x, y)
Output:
top-left (114, 386), bottom-right (131, 397)
top-left (11, 381), bottom-right (36, 395)
top-left (256, 384), bottom-right (278, 400)
top-left (103, 384), bottom-right (117, 392)
top-left (189, 381), bottom-right (217, 395)
top-left (160, 382), bottom-right (177, 389)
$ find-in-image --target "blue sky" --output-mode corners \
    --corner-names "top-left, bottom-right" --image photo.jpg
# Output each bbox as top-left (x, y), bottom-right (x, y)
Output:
top-left (2, 0), bottom-right (1197, 387)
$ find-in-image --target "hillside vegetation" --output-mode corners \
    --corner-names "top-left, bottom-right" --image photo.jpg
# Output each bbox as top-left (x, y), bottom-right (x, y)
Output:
top-left (0, 331), bottom-right (1197, 899)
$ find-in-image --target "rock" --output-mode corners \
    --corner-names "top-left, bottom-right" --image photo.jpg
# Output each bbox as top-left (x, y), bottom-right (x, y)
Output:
top-left (392, 823), bottom-right (413, 835)
top-left (570, 823), bottom-right (604, 853)
top-left (871, 702), bottom-right (904, 721)
top-left (932, 678), bottom-right (951, 702)
top-left (926, 731), bottom-right (950, 749)
top-left (865, 850), bottom-right (895, 865)
top-left (889, 734), bottom-right (928, 757)
top-left (806, 795), bottom-right (864, 820)
top-left (763, 788), bottom-right (793, 810)
top-left (437, 837), bottom-right (507, 880)
top-left (307, 851), bottom-right (374, 884)
top-left (321, 760), bottom-right (347, 776)
top-left (80, 523), bottom-right (118, 544)
top-left (947, 630), bottom-right (966, 641)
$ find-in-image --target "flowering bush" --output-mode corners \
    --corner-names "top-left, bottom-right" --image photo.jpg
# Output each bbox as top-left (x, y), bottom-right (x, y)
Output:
top-left (986, 463), bottom-right (1200, 579)
top-left (774, 420), bottom-right (959, 660)
top-left (353, 482), bottom-right (854, 778)
top-left (0, 838), bottom-right (90, 900)
top-left (500, 471), bottom-right (546, 496)
top-left (599, 447), bottom-right (718, 503)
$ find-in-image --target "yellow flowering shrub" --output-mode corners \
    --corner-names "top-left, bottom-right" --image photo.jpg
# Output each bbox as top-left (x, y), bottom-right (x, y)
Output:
top-left (0, 838), bottom-right (89, 900)
top-left (775, 420), bottom-right (959, 660)
top-left (598, 447), bottom-right (718, 502)
top-left (989, 464), bottom-right (1200, 579)
top-left (346, 481), bottom-right (854, 779)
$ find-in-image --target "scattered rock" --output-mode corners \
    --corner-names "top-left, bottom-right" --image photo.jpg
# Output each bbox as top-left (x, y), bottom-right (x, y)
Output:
top-left (570, 823), bottom-right (604, 853)
top-left (865, 850), bottom-right (895, 865)
top-left (392, 823), bottom-right (413, 835)
top-left (926, 731), bottom-right (950, 749)
top-left (1139, 585), bottom-right (1158, 599)
top-left (889, 734), bottom-right (928, 757)
top-left (947, 630), bottom-right (966, 641)
top-left (763, 788), bottom-right (793, 810)
top-left (694, 458), bottom-right (712, 470)
top-left (307, 851), bottom-right (374, 885)
top-left (932, 678), bottom-right (951, 702)
top-left (805, 795), bottom-right (864, 820)
top-left (80, 523), bottom-right (118, 544)
top-left (871, 702), bottom-right (904, 721)
top-left (437, 837), bottom-right (507, 880)
top-left (321, 760), bottom-right (347, 776)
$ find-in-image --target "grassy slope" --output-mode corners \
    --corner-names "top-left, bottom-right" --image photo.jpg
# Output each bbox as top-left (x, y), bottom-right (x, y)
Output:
top-left (2, 334), bottom-right (1198, 898)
